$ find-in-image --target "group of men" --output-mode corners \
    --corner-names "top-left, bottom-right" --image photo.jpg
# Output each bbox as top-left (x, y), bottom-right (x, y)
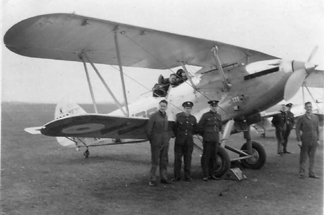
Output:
top-left (145, 99), bottom-right (320, 186)
top-left (145, 99), bottom-right (222, 186)
top-left (272, 102), bottom-right (320, 179)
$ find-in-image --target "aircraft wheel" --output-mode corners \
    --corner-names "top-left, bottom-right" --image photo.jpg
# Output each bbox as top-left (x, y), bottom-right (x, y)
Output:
top-left (83, 149), bottom-right (90, 158)
top-left (200, 146), bottom-right (231, 177)
top-left (240, 141), bottom-right (266, 169)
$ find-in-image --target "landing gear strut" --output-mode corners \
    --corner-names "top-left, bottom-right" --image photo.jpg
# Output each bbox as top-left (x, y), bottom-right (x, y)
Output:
top-left (240, 126), bottom-right (266, 169)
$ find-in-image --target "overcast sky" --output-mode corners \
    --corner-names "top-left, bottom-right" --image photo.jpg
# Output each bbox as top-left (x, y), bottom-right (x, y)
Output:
top-left (2, 0), bottom-right (324, 104)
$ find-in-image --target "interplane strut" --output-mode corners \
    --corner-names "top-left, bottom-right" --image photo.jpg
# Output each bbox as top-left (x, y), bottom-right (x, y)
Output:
top-left (211, 46), bottom-right (231, 91)
top-left (83, 52), bottom-right (128, 116)
top-left (79, 54), bottom-right (98, 113)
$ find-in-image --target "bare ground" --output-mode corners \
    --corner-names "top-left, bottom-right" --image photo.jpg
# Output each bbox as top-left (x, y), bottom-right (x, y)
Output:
top-left (1, 102), bottom-right (323, 215)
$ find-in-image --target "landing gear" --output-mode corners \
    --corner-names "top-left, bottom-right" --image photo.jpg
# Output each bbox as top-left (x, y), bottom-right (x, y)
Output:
top-left (240, 141), bottom-right (266, 169)
top-left (83, 148), bottom-right (90, 158)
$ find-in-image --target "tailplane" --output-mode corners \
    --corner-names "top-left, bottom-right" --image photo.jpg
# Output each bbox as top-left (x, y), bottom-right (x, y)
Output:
top-left (54, 102), bottom-right (87, 147)
top-left (54, 102), bottom-right (86, 120)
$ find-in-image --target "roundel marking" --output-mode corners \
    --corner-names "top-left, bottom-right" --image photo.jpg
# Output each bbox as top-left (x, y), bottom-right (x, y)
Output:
top-left (62, 123), bottom-right (105, 134)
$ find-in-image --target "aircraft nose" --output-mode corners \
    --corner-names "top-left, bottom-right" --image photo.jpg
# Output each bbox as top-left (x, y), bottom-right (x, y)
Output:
top-left (284, 60), bottom-right (317, 100)
top-left (292, 61), bottom-right (317, 74)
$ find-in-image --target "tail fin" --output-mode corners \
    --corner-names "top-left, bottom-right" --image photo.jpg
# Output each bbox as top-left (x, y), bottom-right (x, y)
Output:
top-left (54, 102), bottom-right (86, 147)
top-left (54, 102), bottom-right (86, 120)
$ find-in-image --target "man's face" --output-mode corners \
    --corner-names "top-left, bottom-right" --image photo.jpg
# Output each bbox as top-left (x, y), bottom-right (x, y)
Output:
top-left (210, 104), bottom-right (217, 112)
top-left (184, 107), bottom-right (192, 115)
top-left (281, 105), bottom-right (286, 111)
top-left (181, 72), bottom-right (187, 80)
top-left (170, 75), bottom-right (177, 84)
top-left (305, 103), bottom-right (312, 113)
top-left (159, 102), bottom-right (167, 112)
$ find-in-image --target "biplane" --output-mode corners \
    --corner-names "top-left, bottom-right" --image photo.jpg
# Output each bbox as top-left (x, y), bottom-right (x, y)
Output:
top-left (4, 13), bottom-right (323, 177)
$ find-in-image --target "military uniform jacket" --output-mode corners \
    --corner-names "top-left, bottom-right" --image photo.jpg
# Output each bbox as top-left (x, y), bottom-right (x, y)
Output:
top-left (271, 111), bottom-right (287, 129)
top-left (286, 111), bottom-right (294, 128)
top-left (198, 111), bottom-right (222, 142)
top-left (173, 112), bottom-right (198, 145)
top-left (145, 111), bottom-right (170, 144)
top-left (295, 113), bottom-right (319, 145)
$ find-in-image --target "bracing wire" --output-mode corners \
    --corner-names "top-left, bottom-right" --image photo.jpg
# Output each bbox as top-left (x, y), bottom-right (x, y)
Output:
top-left (118, 32), bottom-right (230, 114)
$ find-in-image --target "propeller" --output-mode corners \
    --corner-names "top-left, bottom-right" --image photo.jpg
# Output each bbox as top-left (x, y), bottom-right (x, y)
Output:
top-left (284, 47), bottom-right (318, 100)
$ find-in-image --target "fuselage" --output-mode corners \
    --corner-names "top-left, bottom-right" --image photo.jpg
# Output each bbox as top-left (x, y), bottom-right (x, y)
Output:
top-left (110, 59), bottom-right (301, 123)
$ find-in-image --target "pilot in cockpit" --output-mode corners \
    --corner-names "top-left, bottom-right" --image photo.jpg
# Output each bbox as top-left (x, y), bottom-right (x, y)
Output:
top-left (152, 71), bottom-right (188, 97)
top-left (169, 74), bottom-right (178, 87)
top-left (175, 69), bottom-right (188, 85)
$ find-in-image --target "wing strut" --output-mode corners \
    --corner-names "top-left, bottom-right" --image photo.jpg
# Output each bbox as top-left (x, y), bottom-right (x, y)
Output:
top-left (211, 46), bottom-right (231, 91)
top-left (181, 62), bottom-right (197, 92)
top-left (302, 84), bottom-right (305, 104)
top-left (80, 54), bottom-right (98, 113)
top-left (114, 31), bottom-right (129, 117)
top-left (305, 85), bottom-right (320, 110)
top-left (83, 52), bottom-right (128, 117)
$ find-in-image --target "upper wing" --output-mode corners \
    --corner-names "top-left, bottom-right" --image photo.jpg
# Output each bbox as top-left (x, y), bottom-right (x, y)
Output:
top-left (4, 13), bottom-right (276, 70)
top-left (40, 114), bottom-right (174, 139)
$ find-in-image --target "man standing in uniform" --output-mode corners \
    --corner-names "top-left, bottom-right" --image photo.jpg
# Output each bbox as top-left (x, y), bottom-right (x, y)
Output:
top-left (145, 100), bottom-right (172, 186)
top-left (172, 101), bottom-right (198, 182)
top-left (283, 103), bottom-right (294, 154)
top-left (295, 102), bottom-right (320, 179)
top-left (198, 100), bottom-right (222, 181)
top-left (271, 104), bottom-right (287, 156)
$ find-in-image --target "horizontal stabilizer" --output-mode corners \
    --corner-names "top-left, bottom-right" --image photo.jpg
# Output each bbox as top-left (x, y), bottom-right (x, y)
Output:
top-left (24, 127), bottom-right (42, 134)
top-left (55, 102), bottom-right (86, 120)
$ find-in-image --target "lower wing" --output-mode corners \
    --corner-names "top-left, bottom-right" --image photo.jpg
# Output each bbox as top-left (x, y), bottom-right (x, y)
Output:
top-left (40, 114), bottom-right (174, 140)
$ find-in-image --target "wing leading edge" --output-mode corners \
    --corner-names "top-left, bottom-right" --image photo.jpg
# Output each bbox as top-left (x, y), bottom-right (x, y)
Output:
top-left (4, 13), bottom-right (276, 70)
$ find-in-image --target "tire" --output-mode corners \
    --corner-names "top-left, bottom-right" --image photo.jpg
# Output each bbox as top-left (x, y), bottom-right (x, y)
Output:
top-left (240, 141), bottom-right (266, 169)
top-left (200, 146), bottom-right (231, 177)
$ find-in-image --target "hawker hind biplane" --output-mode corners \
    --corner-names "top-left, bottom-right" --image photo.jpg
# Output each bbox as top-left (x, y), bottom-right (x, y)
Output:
top-left (5, 13), bottom-right (323, 177)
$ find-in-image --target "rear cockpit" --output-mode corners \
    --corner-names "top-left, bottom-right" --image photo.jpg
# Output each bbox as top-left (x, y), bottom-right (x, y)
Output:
top-left (152, 69), bottom-right (188, 97)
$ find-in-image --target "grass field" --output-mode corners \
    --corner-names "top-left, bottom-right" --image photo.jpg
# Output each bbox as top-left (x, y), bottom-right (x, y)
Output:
top-left (1, 102), bottom-right (323, 215)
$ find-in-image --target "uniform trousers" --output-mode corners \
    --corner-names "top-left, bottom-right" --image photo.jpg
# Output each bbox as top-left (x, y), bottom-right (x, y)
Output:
top-left (275, 126), bottom-right (285, 154)
top-left (149, 138), bottom-right (169, 182)
top-left (299, 142), bottom-right (317, 176)
top-left (202, 141), bottom-right (218, 177)
top-left (283, 126), bottom-right (292, 152)
top-left (174, 139), bottom-right (193, 179)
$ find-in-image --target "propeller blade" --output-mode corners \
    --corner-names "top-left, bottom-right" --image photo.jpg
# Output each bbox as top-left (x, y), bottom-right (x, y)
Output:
top-left (307, 46), bottom-right (318, 62)
top-left (284, 68), bottom-right (307, 100)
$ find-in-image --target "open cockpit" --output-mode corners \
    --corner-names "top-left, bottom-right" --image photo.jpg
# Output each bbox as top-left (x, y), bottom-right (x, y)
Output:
top-left (152, 69), bottom-right (188, 97)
